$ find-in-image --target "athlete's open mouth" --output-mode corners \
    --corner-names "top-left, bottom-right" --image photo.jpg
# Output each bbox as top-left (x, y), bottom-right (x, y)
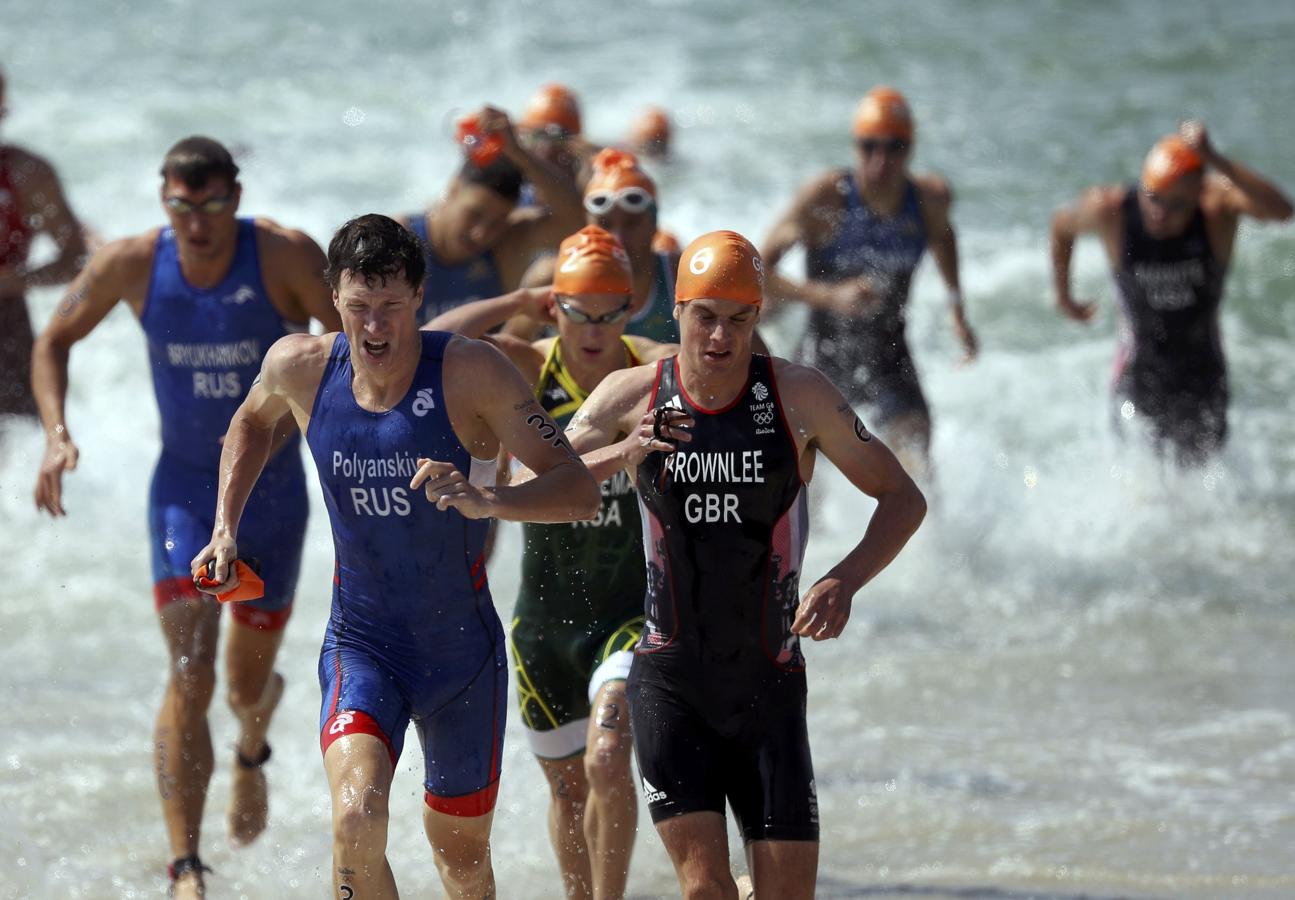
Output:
top-left (363, 340), bottom-right (390, 357)
top-left (703, 350), bottom-right (732, 361)
top-left (580, 345), bottom-right (604, 356)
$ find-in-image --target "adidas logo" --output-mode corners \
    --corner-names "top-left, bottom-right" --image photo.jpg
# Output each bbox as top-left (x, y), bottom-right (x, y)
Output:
top-left (412, 387), bottom-right (436, 417)
top-left (642, 777), bottom-right (666, 803)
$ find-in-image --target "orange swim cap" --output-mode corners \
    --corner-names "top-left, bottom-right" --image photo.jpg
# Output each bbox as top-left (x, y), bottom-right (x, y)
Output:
top-left (852, 86), bottom-right (914, 141)
top-left (586, 148), bottom-right (658, 198)
top-left (521, 83), bottom-right (582, 136)
top-left (629, 106), bottom-right (672, 149)
top-left (675, 231), bottom-right (764, 307)
top-left (553, 226), bottom-right (633, 297)
top-left (1141, 135), bottom-right (1203, 193)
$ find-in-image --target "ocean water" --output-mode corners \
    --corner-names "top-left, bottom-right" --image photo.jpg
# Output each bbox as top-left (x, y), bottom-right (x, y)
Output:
top-left (2, 1), bottom-right (1293, 897)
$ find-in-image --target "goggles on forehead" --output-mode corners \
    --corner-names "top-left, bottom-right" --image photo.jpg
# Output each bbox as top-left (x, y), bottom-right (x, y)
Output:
top-left (164, 194), bottom-right (235, 215)
top-left (583, 186), bottom-right (655, 216)
top-left (555, 297), bottom-right (633, 325)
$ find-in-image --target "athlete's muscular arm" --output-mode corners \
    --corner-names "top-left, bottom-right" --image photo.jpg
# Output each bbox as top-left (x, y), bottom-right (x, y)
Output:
top-left (916, 175), bottom-right (977, 362)
top-left (414, 338), bottom-right (599, 522)
top-left (0, 148), bottom-right (88, 298)
top-left (478, 105), bottom-right (585, 252)
top-left (1050, 185), bottom-right (1122, 323)
top-left (32, 236), bottom-right (153, 516)
top-left (1184, 121), bottom-right (1292, 223)
top-left (761, 173), bottom-right (875, 316)
top-left (562, 366), bottom-right (691, 484)
top-left (500, 256), bottom-right (557, 340)
top-left (625, 336), bottom-right (680, 364)
top-left (424, 286), bottom-right (552, 340)
top-left (190, 333), bottom-right (325, 590)
top-left (260, 223), bottom-right (343, 332)
top-left (782, 362), bottom-right (926, 641)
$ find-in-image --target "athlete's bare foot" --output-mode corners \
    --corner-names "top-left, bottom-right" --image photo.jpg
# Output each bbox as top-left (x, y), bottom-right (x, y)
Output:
top-left (228, 672), bottom-right (284, 846)
top-left (170, 870), bottom-right (205, 899)
top-left (168, 856), bottom-right (209, 899)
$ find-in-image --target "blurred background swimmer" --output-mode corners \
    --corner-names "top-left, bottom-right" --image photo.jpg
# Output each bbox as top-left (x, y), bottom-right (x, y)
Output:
top-left (0, 66), bottom-right (86, 427)
top-left (402, 104), bottom-right (584, 324)
top-left (762, 86), bottom-right (978, 481)
top-left (1050, 120), bottom-right (1291, 467)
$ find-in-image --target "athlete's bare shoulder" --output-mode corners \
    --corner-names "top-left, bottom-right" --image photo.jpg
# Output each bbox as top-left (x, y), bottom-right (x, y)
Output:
top-left (1085, 183), bottom-right (1126, 216)
top-left (626, 334), bottom-right (678, 363)
top-left (801, 168), bottom-right (850, 208)
top-left (912, 172), bottom-right (953, 207)
top-left (771, 355), bottom-right (833, 398)
top-left (770, 355), bottom-right (854, 446)
top-left (251, 217), bottom-right (326, 269)
top-left (600, 360), bottom-right (660, 397)
top-left (566, 361), bottom-right (658, 441)
top-left (2, 144), bottom-right (57, 184)
top-left (260, 331), bottom-right (334, 399)
top-left (1060, 183), bottom-right (1125, 237)
top-left (85, 230), bottom-right (161, 291)
top-left (793, 169), bottom-right (851, 242)
top-left (443, 332), bottom-right (530, 388)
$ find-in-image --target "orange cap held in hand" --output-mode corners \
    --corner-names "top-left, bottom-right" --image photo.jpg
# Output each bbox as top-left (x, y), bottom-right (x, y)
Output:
top-left (553, 226), bottom-right (634, 296)
top-left (586, 148), bottom-right (658, 198)
top-left (852, 86), bottom-right (914, 141)
top-left (521, 83), bottom-right (582, 136)
top-left (456, 114), bottom-right (504, 166)
top-left (1141, 135), bottom-right (1203, 193)
top-left (675, 231), bottom-right (764, 307)
top-left (194, 559), bottom-right (266, 603)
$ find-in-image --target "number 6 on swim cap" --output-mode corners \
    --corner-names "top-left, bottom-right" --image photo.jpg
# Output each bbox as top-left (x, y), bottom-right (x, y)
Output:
top-left (689, 247), bottom-right (714, 275)
top-left (675, 231), bottom-right (764, 307)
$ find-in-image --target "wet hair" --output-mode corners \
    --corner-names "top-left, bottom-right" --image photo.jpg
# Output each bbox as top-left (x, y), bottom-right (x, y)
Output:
top-left (325, 214), bottom-right (426, 291)
top-left (160, 136), bottom-right (240, 190)
top-left (458, 154), bottom-right (524, 202)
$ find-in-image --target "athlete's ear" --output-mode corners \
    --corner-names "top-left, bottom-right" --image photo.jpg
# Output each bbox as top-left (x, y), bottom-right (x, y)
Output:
top-left (672, 302), bottom-right (683, 321)
top-left (231, 180), bottom-right (243, 212)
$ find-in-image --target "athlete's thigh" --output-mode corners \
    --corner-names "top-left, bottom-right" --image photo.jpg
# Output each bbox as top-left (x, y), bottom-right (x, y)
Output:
top-left (510, 615), bottom-right (591, 760)
top-left (415, 631), bottom-right (508, 816)
top-left (723, 693), bottom-right (819, 846)
top-left (746, 838), bottom-right (818, 900)
top-left (318, 640), bottom-right (411, 766)
top-left (147, 455), bottom-right (218, 613)
top-left (157, 588), bottom-right (221, 667)
top-left (626, 666), bottom-right (726, 822)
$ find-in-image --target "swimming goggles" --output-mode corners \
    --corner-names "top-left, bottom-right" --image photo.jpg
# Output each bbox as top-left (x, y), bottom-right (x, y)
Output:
top-left (857, 138), bottom-right (909, 156)
top-left (164, 194), bottom-right (236, 215)
top-left (584, 187), bottom-right (655, 216)
top-left (555, 297), bottom-right (633, 324)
